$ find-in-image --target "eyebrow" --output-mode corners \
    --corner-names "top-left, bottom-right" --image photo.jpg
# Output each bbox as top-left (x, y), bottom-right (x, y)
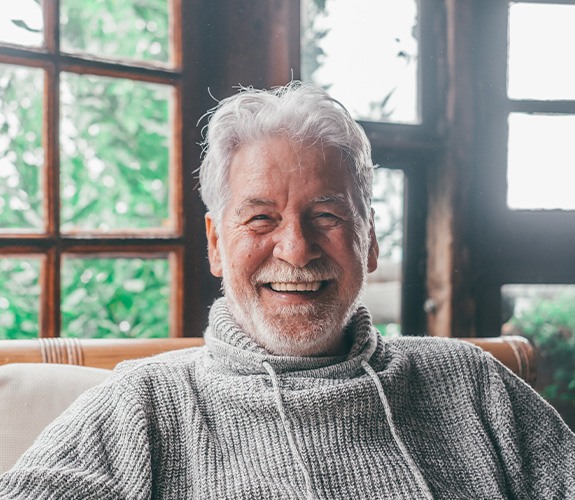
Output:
top-left (312, 193), bottom-right (360, 220)
top-left (234, 198), bottom-right (276, 217)
top-left (310, 193), bottom-right (350, 207)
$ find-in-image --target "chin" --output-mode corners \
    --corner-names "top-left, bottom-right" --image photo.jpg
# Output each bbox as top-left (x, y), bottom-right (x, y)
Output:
top-left (234, 300), bottom-right (357, 357)
top-left (258, 324), bottom-right (343, 357)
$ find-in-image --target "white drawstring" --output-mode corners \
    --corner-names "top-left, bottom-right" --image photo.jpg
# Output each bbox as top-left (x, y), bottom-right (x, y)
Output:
top-left (361, 359), bottom-right (434, 500)
top-left (262, 357), bottom-right (433, 500)
top-left (262, 361), bottom-right (316, 500)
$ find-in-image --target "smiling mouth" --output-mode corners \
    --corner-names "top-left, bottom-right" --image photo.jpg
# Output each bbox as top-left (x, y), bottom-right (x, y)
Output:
top-left (267, 281), bottom-right (326, 293)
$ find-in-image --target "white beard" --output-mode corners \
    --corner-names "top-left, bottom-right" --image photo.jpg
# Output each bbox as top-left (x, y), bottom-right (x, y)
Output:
top-left (220, 254), bottom-right (366, 357)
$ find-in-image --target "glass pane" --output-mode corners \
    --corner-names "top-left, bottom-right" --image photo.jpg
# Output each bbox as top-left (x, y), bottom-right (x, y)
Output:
top-left (61, 256), bottom-right (171, 338)
top-left (362, 168), bottom-right (404, 336)
top-left (0, 64), bottom-right (44, 232)
top-left (60, 0), bottom-right (171, 65)
top-left (507, 113), bottom-right (575, 211)
top-left (508, 3), bottom-right (575, 100)
top-left (502, 284), bottom-right (575, 431)
top-left (0, 257), bottom-right (41, 339)
top-left (0, 0), bottom-right (43, 47)
top-left (60, 73), bottom-right (173, 232)
top-left (301, 0), bottom-right (419, 124)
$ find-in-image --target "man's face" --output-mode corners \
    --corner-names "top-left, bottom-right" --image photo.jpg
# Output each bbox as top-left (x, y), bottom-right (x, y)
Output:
top-left (205, 137), bottom-right (378, 356)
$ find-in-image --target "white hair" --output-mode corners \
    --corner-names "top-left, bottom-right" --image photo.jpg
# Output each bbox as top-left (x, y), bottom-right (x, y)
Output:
top-left (198, 81), bottom-right (374, 225)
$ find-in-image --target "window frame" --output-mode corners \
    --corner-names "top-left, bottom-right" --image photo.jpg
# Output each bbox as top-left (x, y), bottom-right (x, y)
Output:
top-left (473, 0), bottom-right (575, 335)
top-left (0, 0), bottom-right (215, 339)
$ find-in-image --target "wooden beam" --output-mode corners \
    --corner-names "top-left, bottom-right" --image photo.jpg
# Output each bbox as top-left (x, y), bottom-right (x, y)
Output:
top-left (426, 0), bottom-right (476, 337)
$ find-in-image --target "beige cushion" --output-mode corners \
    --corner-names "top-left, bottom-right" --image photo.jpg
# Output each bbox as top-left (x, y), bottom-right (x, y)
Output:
top-left (0, 363), bottom-right (111, 474)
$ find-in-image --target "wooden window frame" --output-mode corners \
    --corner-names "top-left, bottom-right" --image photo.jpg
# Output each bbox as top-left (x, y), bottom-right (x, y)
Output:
top-left (0, 0), bottom-right (217, 338)
top-left (473, 0), bottom-right (575, 335)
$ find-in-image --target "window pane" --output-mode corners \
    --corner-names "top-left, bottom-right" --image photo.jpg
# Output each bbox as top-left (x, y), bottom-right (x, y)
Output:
top-left (362, 168), bottom-right (404, 336)
top-left (502, 284), bottom-right (575, 430)
top-left (0, 0), bottom-right (43, 47)
top-left (0, 64), bottom-right (44, 232)
top-left (61, 256), bottom-right (171, 338)
top-left (0, 257), bottom-right (41, 339)
top-left (508, 3), bottom-right (575, 100)
top-left (60, 73), bottom-right (173, 232)
top-left (507, 113), bottom-right (575, 211)
top-left (301, 0), bottom-right (419, 124)
top-left (60, 0), bottom-right (171, 65)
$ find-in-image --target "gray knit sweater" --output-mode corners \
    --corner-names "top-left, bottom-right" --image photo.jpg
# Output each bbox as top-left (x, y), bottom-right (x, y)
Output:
top-left (1, 299), bottom-right (574, 499)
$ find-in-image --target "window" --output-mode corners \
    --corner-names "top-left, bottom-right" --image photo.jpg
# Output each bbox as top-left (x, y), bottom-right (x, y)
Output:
top-left (0, 0), bottom-right (208, 339)
top-left (507, 2), bottom-right (575, 211)
top-left (507, 113), bottom-right (575, 210)
top-left (503, 1), bottom-right (575, 427)
top-left (364, 168), bottom-right (404, 336)
top-left (474, 0), bottom-right (575, 330)
top-left (474, 0), bottom-right (575, 427)
top-left (301, 0), bottom-right (420, 124)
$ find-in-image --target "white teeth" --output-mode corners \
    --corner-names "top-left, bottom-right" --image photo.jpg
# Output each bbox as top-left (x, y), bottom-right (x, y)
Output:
top-left (270, 281), bottom-right (322, 292)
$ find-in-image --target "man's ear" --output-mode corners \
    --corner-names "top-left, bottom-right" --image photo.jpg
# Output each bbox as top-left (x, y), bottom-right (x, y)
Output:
top-left (367, 209), bottom-right (379, 273)
top-left (205, 213), bottom-right (223, 278)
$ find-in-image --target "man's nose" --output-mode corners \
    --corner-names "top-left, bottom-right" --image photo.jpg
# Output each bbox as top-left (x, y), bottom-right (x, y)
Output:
top-left (272, 220), bottom-right (321, 268)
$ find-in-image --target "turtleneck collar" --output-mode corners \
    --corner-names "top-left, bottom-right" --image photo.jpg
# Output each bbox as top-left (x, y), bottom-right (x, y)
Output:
top-left (203, 298), bottom-right (433, 499)
top-left (204, 297), bottom-right (380, 376)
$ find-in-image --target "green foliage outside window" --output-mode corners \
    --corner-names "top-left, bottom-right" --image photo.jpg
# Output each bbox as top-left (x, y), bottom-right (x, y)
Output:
top-left (0, 259), bottom-right (41, 339)
top-left (506, 289), bottom-right (575, 428)
top-left (0, 0), bottom-right (173, 339)
top-left (60, 0), bottom-right (170, 64)
top-left (0, 65), bottom-right (44, 231)
top-left (0, 257), bottom-right (171, 339)
top-left (59, 73), bottom-right (171, 232)
top-left (61, 258), bottom-right (170, 339)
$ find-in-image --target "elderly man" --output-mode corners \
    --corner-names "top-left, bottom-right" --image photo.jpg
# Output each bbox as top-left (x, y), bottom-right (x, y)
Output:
top-left (1, 82), bottom-right (574, 499)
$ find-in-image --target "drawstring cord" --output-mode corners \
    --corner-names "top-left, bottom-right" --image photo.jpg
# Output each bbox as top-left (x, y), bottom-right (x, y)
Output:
top-left (262, 361), bottom-right (316, 500)
top-left (262, 358), bottom-right (432, 500)
top-left (361, 359), bottom-right (434, 500)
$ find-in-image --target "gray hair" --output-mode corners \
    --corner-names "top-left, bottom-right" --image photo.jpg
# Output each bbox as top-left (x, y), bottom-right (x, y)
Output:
top-left (199, 81), bottom-right (374, 224)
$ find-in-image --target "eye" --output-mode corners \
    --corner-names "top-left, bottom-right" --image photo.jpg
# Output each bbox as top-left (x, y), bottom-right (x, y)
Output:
top-left (246, 214), bottom-right (276, 232)
top-left (312, 212), bottom-right (341, 227)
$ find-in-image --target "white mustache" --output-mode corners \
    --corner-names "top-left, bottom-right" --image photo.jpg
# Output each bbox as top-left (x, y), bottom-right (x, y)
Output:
top-left (251, 260), bottom-right (342, 285)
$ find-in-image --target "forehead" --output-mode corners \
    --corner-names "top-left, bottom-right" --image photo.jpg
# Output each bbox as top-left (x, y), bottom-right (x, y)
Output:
top-left (226, 137), bottom-right (354, 203)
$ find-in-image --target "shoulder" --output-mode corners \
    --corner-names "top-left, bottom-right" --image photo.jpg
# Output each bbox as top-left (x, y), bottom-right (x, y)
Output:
top-left (102, 345), bottom-right (207, 392)
top-left (116, 344), bottom-right (206, 371)
top-left (384, 335), bottom-right (487, 363)
top-left (52, 346), bottom-right (210, 425)
top-left (380, 336), bottom-right (493, 385)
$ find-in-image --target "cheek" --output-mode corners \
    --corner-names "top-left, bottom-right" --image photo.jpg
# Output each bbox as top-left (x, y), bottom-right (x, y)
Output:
top-left (327, 230), bottom-right (363, 259)
top-left (228, 236), bottom-right (271, 271)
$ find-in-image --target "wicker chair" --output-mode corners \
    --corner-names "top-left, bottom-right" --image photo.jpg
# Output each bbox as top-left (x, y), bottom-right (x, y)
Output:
top-left (0, 335), bottom-right (535, 474)
top-left (0, 335), bottom-right (535, 384)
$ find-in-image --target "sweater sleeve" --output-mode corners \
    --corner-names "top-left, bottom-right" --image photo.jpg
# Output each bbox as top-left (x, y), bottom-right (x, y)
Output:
top-left (0, 372), bottom-right (153, 500)
top-left (481, 354), bottom-right (575, 498)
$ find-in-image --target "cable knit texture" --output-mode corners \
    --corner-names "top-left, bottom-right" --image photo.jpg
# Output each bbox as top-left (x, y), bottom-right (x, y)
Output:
top-left (1, 298), bottom-right (574, 499)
